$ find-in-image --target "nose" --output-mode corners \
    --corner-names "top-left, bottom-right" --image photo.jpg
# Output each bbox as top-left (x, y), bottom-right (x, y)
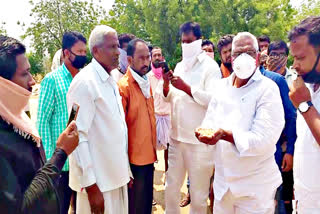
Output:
top-left (28, 74), bottom-right (36, 88)
top-left (116, 48), bottom-right (120, 56)
top-left (292, 60), bottom-right (300, 72)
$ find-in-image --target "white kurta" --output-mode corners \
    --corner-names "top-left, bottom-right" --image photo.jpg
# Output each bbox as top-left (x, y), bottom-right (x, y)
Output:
top-left (67, 58), bottom-right (131, 213)
top-left (164, 52), bottom-right (221, 214)
top-left (202, 70), bottom-right (284, 212)
top-left (294, 84), bottom-right (320, 212)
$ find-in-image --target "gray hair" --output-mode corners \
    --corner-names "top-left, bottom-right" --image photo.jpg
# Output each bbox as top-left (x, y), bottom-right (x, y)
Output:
top-left (89, 25), bottom-right (117, 54)
top-left (232, 32), bottom-right (259, 54)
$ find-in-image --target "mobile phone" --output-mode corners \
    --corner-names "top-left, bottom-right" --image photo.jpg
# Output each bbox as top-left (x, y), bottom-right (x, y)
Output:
top-left (67, 103), bottom-right (80, 126)
top-left (159, 61), bottom-right (170, 73)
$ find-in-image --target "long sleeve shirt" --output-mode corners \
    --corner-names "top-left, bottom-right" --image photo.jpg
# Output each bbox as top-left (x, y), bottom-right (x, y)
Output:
top-left (164, 52), bottom-right (221, 144)
top-left (36, 64), bottom-right (72, 171)
top-left (0, 118), bottom-right (67, 214)
top-left (67, 58), bottom-right (131, 192)
top-left (201, 70), bottom-right (284, 200)
top-left (260, 67), bottom-right (297, 169)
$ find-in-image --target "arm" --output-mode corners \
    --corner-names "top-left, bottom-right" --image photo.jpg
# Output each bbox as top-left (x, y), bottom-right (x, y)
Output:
top-left (231, 86), bottom-right (285, 157)
top-left (0, 149), bottom-right (67, 214)
top-left (37, 76), bottom-right (55, 159)
top-left (289, 76), bottom-right (320, 146)
top-left (191, 62), bottom-right (221, 107)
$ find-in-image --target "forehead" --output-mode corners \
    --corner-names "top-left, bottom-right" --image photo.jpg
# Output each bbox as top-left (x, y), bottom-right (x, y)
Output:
top-left (71, 40), bottom-right (86, 50)
top-left (221, 43), bottom-right (232, 51)
top-left (234, 37), bottom-right (255, 51)
top-left (134, 42), bottom-right (149, 55)
top-left (152, 48), bottom-right (162, 55)
top-left (103, 32), bottom-right (119, 44)
top-left (290, 35), bottom-right (309, 56)
top-left (181, 32), bottom-right (196, 41)
top-left (259, 41), bottom-right (269, 45)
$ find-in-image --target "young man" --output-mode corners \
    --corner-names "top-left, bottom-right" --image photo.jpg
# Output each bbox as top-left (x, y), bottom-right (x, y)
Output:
top-left (197, 32), bottom-right (284, 213)
top-left (288, 16), bottom-right (320, 213)
top-left (217, 34), bottom-right (234, 78)
top-left (0, 36), bottom-right (78, 214)
top-left (163, 21), bottom-right (221, 214)
top-left (258, 35), bottom-right (271, 68)
top-left (201, 39), bottom-right (215, 59)
top-left (37, 31), bottom-right (87, 214)
top-left (118, 39), bottom-right (157, 214)
top-left (67, 25), bottom-right (132, 214)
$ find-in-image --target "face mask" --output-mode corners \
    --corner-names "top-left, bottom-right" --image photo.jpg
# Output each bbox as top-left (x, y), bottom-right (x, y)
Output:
top-left (69, 50), bottom-right (87, 69)
top-left (182, 39), bottom-right (202, 59)
top-left (232, 53), bottom-right (257, 79)
top-left (301, 53), bottom-right (320, 84)
top-left (206, 52), bottom-right (214, 59)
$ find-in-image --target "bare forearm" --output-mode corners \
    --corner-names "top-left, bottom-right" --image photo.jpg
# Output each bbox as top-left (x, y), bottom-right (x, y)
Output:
top-left (302, 106), bottom-right (320, 146)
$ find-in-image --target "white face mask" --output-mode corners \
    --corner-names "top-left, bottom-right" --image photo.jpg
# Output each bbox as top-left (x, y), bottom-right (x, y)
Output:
top-left (232, 53), bottom-right (257, 79)
top-left (182, 39), bottom-right (202, 59)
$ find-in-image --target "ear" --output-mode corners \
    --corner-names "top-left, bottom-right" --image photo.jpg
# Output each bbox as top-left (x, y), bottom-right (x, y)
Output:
top-left (63, 49), bottom-right (70, 58)
top-left (127, 56), bottom-right (133, 65)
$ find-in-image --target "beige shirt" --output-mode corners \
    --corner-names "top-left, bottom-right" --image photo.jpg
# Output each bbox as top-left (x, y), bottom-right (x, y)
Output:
top-left (147, 71), bottom-right (171, 116)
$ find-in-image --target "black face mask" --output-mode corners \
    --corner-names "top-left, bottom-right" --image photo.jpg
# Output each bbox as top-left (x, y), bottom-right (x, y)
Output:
top-left (223, 62), bottom-right (233, 73)
top-left (69, 50), bottom-right (87, 69)
top-left (302, 53), bottom-right (320, 84)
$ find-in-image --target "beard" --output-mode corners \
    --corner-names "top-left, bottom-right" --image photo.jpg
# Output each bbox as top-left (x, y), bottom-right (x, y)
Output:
top-left (223, 62), bottom-right (233, 72)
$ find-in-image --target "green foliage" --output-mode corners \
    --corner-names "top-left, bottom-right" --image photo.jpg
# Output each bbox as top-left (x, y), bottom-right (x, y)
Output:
top-left (27, 52), bottom-right (44, 74)
top-left (22, 0), bottom-right (106, 72)
top-left (104, 0), bottom-right (305, 67)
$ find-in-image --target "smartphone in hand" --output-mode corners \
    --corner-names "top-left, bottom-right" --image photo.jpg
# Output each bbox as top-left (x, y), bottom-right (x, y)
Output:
top-left (67, 103), bottom-right (80, 126)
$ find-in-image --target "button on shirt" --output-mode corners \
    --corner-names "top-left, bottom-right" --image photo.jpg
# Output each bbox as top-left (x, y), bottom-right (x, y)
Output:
top-left (201, 70), bottom-right (284, 200)
top-left (67, 58), bottom-right (131, 192)
top-left (294, 85), bottom-right (320, 193)
top-left (164, 52), bottom-right (221, 144)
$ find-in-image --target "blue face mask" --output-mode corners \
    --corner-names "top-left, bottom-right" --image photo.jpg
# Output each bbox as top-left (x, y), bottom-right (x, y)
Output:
top-left (302, 52), bottom-right (320, 84)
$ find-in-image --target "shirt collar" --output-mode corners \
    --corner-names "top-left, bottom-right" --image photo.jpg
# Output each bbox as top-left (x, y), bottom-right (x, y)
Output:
top-left (92, 58), bottom-right (111, 83)
top-left (196, 51), bottom-right (207, 63)
top-left (61, 63), bottom-right (73, 80)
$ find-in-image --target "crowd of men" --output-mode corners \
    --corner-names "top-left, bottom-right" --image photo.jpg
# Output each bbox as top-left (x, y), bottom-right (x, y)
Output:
top-left (0, 15), bottom-right (319, 214)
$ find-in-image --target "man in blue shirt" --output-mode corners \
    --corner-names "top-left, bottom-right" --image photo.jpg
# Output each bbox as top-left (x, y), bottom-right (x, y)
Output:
top-left (260, 65), bottom-right (297, 214)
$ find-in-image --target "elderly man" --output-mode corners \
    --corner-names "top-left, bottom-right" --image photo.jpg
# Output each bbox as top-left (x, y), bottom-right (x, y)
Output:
top-left (67, 25), bottom-right (132, 214)
top-left (163, 21), bottom-right (221, 214)
top-left (197, 32), bottom-right (284, 213)
top-left (118, 39), bottom-right (157, 214)
top-left (288, 16), bottom-right (320, 213)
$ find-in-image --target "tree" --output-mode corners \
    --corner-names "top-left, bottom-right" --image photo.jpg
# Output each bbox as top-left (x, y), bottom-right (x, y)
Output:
top-left (104, 0), bottom-right (303, 67)
top-left (22, 0), bottom-right (106, 73)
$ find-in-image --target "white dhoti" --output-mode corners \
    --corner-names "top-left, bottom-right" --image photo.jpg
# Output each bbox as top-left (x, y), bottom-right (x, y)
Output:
top-left (213, 189), bottom-right (276, 214)
top-left (155, 114), bottom-right (171, 150)
top-left (295, 187), bottom-right (320, 214)
top-left (165, 139), bottom-right (214, 214)
top-left (76, 185), bottom-right (128, 214)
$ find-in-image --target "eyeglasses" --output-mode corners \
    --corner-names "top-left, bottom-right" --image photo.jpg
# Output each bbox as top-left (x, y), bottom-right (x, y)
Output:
top-left (232, 50), bottom-right (256, 58)
top-left (269, 52), bottom-right (287, 57)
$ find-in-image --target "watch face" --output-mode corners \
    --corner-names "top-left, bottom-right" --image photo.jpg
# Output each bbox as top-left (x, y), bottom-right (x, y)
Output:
top-left (299, 102), bottom-right (309, 112)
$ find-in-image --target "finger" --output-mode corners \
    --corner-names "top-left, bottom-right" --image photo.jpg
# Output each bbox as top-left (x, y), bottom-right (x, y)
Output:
top-left (66, 121), bottom-right (77, 133)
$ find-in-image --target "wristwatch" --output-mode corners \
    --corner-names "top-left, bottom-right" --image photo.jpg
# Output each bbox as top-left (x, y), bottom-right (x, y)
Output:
top-left (298, 101), bottom-right (313, 113)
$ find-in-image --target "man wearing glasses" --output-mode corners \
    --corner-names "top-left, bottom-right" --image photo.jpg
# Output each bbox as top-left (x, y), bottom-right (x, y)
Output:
top-left (196, 32), bottom-right (284, 213)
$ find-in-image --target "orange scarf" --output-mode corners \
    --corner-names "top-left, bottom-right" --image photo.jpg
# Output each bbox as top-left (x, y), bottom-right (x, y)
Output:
top-left (0, 76), bottom-right (41, 146)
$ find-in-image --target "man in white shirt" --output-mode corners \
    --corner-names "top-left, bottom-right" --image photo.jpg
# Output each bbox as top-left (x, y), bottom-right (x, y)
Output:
top-left (288, 16), bottom-right (320, 213)
top-left (163, 21), bottom-right (221, 214)
top-left (197, 32), bottom-right (284, 214)
top-left (67, 25), bottom-right (132, 214)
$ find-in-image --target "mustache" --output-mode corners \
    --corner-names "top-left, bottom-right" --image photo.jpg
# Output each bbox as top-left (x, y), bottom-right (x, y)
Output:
top-left (141, 65), bottom-right (149, 70)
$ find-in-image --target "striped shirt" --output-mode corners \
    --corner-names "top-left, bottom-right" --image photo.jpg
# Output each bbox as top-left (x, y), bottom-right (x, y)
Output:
top-left (36, 64), bottom-right (73, 171)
